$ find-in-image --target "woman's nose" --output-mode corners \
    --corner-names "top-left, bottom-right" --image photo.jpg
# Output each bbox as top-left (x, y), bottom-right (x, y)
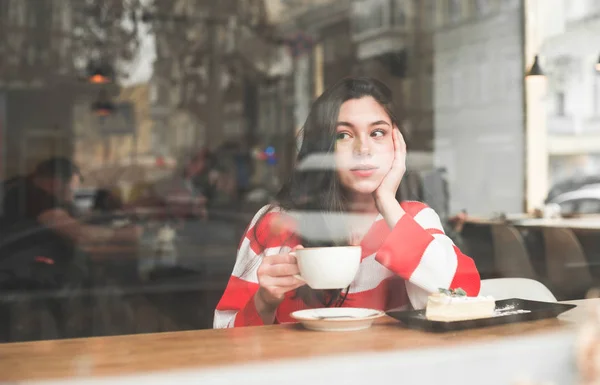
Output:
top-left (353, 137), bottom-right (371, 156)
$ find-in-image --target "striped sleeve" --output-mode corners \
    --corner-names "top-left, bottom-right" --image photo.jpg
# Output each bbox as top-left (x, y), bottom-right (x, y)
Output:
top-left (375, 201), bottom-right (481, 309)
top-left (213, 206), bottom-right (298, 328)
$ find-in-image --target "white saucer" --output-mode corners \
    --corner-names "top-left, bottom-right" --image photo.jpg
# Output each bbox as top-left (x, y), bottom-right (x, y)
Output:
top-left (290, 308), bottom-right (385, 332)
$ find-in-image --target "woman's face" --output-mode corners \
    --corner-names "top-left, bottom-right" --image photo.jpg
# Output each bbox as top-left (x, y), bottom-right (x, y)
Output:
top-left (334, 96), bottom-right (395, 196)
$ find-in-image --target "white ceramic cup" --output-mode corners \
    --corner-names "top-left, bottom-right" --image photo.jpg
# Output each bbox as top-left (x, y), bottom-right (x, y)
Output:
top-left (291, 246), bottom-right (361, 289)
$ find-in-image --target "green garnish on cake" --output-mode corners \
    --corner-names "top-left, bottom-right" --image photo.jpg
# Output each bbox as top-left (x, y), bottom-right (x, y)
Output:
top-left (438, 287), bottom-right (467, 297)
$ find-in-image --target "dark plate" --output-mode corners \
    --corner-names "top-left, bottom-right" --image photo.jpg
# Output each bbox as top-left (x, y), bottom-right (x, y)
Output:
top-left (386, 298), bottom-right (576, 333)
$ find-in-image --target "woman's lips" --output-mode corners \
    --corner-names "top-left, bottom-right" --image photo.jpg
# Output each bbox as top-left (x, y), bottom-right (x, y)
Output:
top-left (350, 167), bottom-right (378, 177)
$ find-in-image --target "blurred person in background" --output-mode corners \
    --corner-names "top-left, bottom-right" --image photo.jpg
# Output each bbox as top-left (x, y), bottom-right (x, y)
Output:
top-left (0, 157), bottom-right (142, 290)
top-left (188, 148), bottom-right (220, 205)
top-left (92, 188), bottom-right (124, 214)
top-left (1, 157), bottom-right (142, 242)
top-left (143, 148), bottom-right (218, 220)
top-left (234, 144), bottom-right (253, 199)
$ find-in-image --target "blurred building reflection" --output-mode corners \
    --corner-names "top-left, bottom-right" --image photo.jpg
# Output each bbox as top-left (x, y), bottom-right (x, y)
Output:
top-left (434, 0), bottom-right (524, 215)
top-left (540, 0), bottom-right (600, 185)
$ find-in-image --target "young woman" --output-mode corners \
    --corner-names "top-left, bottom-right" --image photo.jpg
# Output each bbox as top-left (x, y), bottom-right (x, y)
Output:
top-left (214, 77), bottom-right (480, 328)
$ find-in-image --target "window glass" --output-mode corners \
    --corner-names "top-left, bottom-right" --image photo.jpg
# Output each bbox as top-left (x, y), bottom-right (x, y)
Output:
top-left (1, 1), bottom-right (599, 383)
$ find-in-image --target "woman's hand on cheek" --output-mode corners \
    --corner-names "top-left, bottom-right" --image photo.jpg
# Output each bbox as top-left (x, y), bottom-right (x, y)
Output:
top-left (373, 126), bottom-right (406, 205)
top-left (373, 127), bottom-right (407, 228)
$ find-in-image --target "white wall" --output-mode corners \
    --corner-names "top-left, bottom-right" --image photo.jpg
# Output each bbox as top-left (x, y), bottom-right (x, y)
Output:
top-left (434, 3), bottom-right (525, 216)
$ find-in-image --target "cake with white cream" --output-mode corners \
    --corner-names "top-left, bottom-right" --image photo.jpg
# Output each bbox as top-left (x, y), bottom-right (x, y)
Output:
top-left (425, 288), bottom-right (496, 322)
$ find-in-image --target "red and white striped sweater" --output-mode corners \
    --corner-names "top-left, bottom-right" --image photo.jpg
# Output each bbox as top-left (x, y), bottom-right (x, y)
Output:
top-left (214, 201), bottom-right (481, 328)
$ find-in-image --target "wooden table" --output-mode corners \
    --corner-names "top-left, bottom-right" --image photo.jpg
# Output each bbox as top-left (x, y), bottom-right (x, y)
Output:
top-left (465, 213), bottom-right (533, 226)
top-left (0, 299), bottom-right (597, 383)
top-left (513, 217), bottom-right (600, 231)
top-left (465, 215), bottom-right (600, 231)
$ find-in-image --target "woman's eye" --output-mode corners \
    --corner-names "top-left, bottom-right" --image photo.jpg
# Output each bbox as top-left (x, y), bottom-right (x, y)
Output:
top-left (371, 129), bottom-right (386, 137)
top-left (336, 132), bottom-right (351, 140)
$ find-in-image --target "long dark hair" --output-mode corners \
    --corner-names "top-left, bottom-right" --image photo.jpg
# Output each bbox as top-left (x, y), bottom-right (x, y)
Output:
top-left (253, 77), bottom-right (401, 306)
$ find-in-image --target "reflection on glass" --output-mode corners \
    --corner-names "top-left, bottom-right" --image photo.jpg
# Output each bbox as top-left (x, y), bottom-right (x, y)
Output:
top-left (0, 4), bottom-right (598, 380)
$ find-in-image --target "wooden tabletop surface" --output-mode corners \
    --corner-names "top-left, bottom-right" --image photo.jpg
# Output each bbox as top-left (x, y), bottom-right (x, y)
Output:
top-left (1, 299), bottom-right (597, 383)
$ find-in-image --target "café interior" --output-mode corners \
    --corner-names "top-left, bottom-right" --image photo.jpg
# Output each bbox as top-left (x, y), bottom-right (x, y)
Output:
top-left (1, 1), bottom-right (600, 384)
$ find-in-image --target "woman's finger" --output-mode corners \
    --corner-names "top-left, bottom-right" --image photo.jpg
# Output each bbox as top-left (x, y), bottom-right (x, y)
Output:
top-left (391, 128), bottom-right (400, 162)
top-left (289, 279), bottom-right (307, 291)
top-left (393, 126), bottom-right (400, 152)
top-left (270, 275), bottom-right (304, 288)
top-left (264, 253), bottom-right (297, 265)
top-left (391, 129), bottom-right (405, 170)
top-left (394, 127), bottom-right (406, 155)
top-left (263, 276), bottom-right (304, 293)
top-left (268, 263), bottom-right (300, 277)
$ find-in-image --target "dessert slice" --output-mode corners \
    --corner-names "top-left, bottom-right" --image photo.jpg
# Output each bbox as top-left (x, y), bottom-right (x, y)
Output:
top-left (425, 288), bottom-right (496, 322)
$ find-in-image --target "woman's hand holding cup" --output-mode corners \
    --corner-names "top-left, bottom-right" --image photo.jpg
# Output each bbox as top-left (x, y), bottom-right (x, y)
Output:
top-left (255, 245), bottom-right (305, 323)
